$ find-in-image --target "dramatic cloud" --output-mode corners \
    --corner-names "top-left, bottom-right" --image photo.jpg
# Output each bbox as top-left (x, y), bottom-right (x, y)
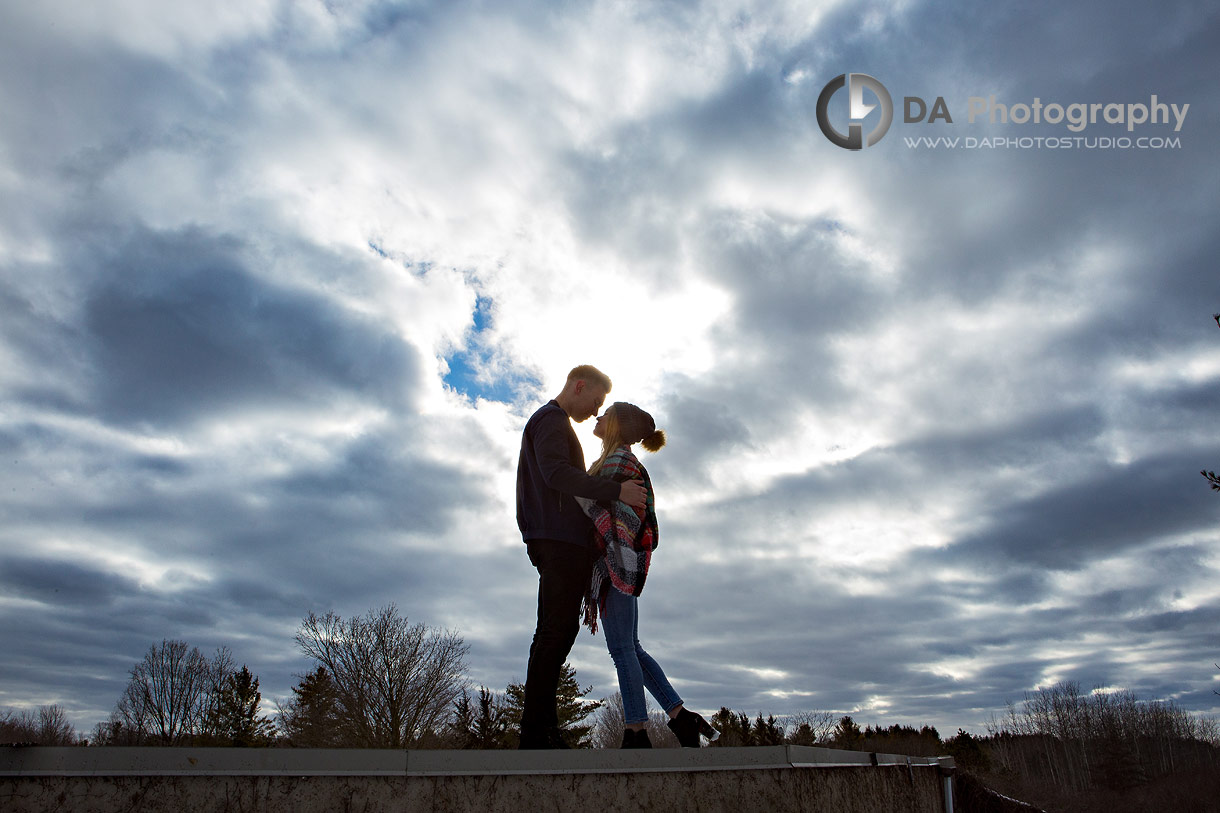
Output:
top-left (1, 0), bottom-right (1218, 737)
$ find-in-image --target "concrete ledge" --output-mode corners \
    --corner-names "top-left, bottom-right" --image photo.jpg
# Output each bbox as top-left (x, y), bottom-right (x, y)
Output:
top-left (1, 746), bottom-right (957, 813)
top-left (1, 745), bottom-right (952, 777)
top-left (1, 746), bottom-right (408, 777)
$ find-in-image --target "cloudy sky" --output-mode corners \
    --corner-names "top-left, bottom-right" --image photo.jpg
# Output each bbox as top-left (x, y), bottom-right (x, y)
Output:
top-left (2, 0), bottom-right (1218, 738)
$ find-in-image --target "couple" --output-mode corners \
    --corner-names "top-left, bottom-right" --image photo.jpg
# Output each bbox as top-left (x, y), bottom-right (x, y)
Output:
top-left (516, 365), bottom-right (717, 749)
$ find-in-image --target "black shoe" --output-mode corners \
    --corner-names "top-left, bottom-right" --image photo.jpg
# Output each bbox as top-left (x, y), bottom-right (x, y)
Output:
top-left (621, 728), bottom-right (653, 749)
top-left (667, 708), bottom-right (719, 748)
top-left (519, 724), bottom-right (571, 749)
top-left (518, 722), bottom-right (546, 749)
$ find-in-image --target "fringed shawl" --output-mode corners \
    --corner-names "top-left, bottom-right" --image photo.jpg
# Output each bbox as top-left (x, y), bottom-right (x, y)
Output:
top-left (575, 445), bottom-right (658, 634)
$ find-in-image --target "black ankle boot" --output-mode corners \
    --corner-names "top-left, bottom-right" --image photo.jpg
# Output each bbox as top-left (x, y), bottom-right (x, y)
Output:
top-left (519, 722), bottom-right (547, 750)
top-left (519, 724), bottom-right (570, 749)
top-left (621, 728), bottom-right (653, 749)
top-left (667, 708), bottom-right (719, 748)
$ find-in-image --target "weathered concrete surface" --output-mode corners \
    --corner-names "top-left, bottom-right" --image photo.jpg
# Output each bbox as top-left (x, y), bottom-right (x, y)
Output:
top-left (1, 745), bottom-right (955, 813)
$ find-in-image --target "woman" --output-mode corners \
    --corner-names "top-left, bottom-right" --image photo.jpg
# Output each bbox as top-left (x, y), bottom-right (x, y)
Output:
top-left (577, 401), bottom-right (719, 749)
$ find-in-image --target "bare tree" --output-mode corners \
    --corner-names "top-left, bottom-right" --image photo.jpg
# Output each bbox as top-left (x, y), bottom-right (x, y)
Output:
top-left (113, 640), bottom-right (234, 745)
top-left (590, 691), bottom-right (626, 749)
top-left (0, 705), bottom-right (78, 745)
top-left (294, 604), bottom-right (469, 748)
top-left (35, 705), bottom-right (77, 745)
top-left (986, 681), bottom-right (1219, 792)
top-left (645, 709), bottom-right (680, 747)
top-left (784, 710), bottom-right (837, 745)
top-left (589, 692), bottom-right (679, 749)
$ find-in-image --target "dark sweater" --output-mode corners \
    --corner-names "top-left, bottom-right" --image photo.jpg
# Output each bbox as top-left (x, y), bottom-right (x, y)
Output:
top-left (516, 400), bottom-right (622, 546)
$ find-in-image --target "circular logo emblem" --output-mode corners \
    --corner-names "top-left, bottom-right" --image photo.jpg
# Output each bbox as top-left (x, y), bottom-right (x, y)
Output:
top-left (816, 73), bottom-right (893, 150)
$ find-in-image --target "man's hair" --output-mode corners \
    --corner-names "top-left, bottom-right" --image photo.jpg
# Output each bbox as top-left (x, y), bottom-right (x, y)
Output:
top-left (566, 365), bottom-right (612, 392)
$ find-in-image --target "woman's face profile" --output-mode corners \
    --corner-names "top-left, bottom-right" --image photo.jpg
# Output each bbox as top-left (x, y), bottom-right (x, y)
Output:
top-left (593, 410), bottom-right (611, 439)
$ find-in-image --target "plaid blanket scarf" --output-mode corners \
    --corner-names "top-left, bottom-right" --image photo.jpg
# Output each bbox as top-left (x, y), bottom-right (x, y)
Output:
top-left (575, 445), bottom-right (658, 634)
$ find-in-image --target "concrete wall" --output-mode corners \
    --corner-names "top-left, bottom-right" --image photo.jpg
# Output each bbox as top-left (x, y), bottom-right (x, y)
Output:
top-left (2, 745), bottom-right (955, 813)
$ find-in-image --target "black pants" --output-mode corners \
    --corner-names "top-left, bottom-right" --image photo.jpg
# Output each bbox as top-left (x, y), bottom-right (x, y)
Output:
top-left (521, 539), bottom-right (594, 730)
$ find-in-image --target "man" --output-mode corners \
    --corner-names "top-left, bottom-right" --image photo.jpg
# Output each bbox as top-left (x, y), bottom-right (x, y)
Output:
top-left (516, 365), bottom-right (647, 749)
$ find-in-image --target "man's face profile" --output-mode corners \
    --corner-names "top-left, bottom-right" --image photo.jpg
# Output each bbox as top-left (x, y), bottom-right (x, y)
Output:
top-left (572, 381), bottom-right (606, 422)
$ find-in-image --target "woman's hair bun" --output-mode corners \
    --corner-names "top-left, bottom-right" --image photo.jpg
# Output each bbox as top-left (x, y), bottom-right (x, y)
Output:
top-left (640, 429), bottom-right (666, 452)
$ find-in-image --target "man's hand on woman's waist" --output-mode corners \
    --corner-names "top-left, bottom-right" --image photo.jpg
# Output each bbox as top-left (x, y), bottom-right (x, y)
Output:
top-left (618, 479), bottom-right (647, 509)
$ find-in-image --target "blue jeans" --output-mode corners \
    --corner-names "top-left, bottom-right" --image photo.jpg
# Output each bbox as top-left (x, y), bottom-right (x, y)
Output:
top-left (601, 588), bottom-right (682, 725)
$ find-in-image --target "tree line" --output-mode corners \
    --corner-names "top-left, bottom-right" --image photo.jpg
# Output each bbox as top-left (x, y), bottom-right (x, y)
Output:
top-left (983, 681), bottom-right (1219, 792)
top-left (4, 604), bottom-right (1217, 794)
top-left (934, 681), bottom-right (1220, 813)
top-left (0, 705), bottom-right (77, 746)
top-left (0, 599), bottom-right (950, 753)
top-left (0, 604), bottom-right (597, 749)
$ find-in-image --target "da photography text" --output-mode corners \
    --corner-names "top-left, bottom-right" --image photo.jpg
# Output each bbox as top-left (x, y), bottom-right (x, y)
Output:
top-left (817, 73), bottom-right (1190, 151)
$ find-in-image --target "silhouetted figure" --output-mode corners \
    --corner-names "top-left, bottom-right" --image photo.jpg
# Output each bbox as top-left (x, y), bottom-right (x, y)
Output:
top-left (578, 402), bottom-right (718, 749)
top-left (516, 366), bottom-right (647, 749)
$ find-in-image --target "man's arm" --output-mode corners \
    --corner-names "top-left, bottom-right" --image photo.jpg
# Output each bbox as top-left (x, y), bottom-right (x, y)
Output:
top-left (533, 411), bottom-right (645, 507)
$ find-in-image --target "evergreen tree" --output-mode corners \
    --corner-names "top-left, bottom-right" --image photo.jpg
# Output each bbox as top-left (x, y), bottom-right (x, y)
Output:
top-left (708, 707), bottom-right (753, 747)
top-left (736, 711), bottom-right (754, 746)
top-left (708, 708), bottom-right (735, 746)
top-left (278, 666), bottom-right (344, 747)
top-left (753, 713), bottom-right (785, 745)
top-left (472, 687), bottom-right (512, 749)
top-left (504, 662), bottom-right (603, 748)
top-left (208, 665), bottom-right (276, 746)
top-left (450, 686), bottom-right (513, 749)
top-left (451, 690), bottom-right (476, 747)
top-left (945, 729), bottom-right (991, 772)
top-left (832, 715), bottom-right (864, 750)
top-left (859, 723), bottom-right (943, 757)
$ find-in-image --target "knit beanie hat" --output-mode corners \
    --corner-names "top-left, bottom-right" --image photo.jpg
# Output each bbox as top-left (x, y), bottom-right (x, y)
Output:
top-left (612, 402), bottom-right (657, 445)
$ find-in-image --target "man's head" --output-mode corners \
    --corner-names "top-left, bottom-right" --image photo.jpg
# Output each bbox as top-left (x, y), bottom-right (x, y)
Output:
top-left (556, 365), bottom-right (611, 422)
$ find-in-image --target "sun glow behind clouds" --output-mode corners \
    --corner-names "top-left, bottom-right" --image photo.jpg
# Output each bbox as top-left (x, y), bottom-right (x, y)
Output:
top-left (804, 509), bottom-right (954, 566)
